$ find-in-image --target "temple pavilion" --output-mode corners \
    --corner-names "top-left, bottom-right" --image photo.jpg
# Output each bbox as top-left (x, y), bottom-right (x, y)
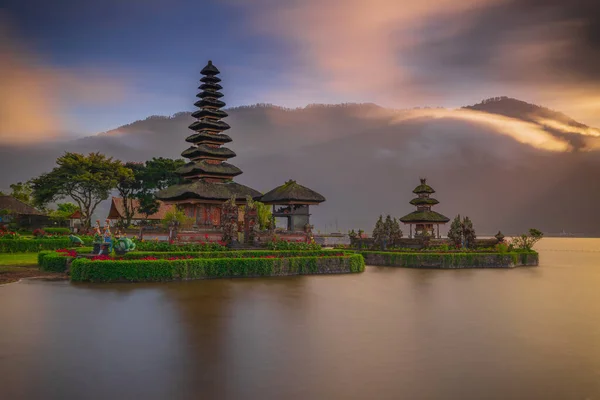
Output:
top-left (400, 178), bottom-right (449, 238)
top-left (156, 61), bottom-right (261, 227)
top-left (260, 180), bottom-right (326, 231)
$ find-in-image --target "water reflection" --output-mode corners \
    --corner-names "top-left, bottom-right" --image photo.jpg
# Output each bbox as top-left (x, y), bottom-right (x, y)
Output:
top-left (0, 239), bottom-right (599, 399)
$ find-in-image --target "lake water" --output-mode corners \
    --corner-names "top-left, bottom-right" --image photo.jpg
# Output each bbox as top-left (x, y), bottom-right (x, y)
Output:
top-left (1, 238), bottom-right (599, 399)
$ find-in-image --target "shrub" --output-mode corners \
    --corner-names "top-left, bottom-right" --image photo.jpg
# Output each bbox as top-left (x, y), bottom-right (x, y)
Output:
top-left (44, 227), bottom-right (71, 235)
top-left (121, 249), bottom-right (347, 260)
top-left (0, 238), bottom-right (73, 253)
top-left (512, 229), bottom-right (544, 251)
top-left (133, 240), bottom-right (226, 252)
top-left (266, 239), bottom-right (321, 251)
top-left (70, 253), bottom-right (365, 282)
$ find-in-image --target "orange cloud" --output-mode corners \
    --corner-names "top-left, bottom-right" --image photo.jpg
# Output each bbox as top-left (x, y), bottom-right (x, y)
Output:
top-left (0, 17), bottom-right (128, 144)
top-left (235, 0), bottom-right (600, 128)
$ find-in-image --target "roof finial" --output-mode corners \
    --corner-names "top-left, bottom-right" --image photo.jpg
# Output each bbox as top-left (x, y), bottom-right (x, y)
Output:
top-left (420, 177), bottom-right (427, 185)
top-left (208, 60), bottom-right (212, 65)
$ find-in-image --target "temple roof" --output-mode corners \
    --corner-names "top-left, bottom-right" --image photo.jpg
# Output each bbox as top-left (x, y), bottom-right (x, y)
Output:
top-left (199, 83), bottom-right (223, 91)
top-left (189, 119), bottom-right (230, 132)
top-left (409, 197), bottom-right (439, 206)
top-left (185, 132), bottom-right (232, 144)
top-left (200, 60), bottom-right (220, 75)
top-left (177, 160), bottom-right (242, 178)
top-left (194, 98), bottom-right (226, 109)
top-left (156, 180), bottom-right (261, 202)
top-left (197, 90), bottom-right (224, 99)
top-left (181, 145), bottom-right (236, 160)
top-left (413, 178), bottom-right (435, 194)
top-left (200, 75), bottom-right (221, 83)
top-left (260, 180), bottom-right (326, 204)
top-left (0, 195), bottom-right (45, 216)
top-left (400, 210), bottom-right (450, 223)
top-left (191, 108), bottom-right (228, 120)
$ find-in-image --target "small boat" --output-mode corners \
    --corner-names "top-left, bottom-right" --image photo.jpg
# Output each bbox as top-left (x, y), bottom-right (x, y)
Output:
top-left (559, 230), bottom-right (575, 237)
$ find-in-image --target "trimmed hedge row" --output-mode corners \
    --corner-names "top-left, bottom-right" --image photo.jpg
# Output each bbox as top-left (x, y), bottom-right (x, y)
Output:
top-left (0, 238), bottom-right (95, 253)
top-left (38, 247), bottom-right (94, 272)
top-left (43, 228), bottom-right (71, 235)
top-left (361, 251), bottom-right (539, 268)
top-left (122, 250), bottom-right (349, 260)
top-left (1, 239), bottom-right (73, 253)
top-left (70, 254), bottom-right (365, 282)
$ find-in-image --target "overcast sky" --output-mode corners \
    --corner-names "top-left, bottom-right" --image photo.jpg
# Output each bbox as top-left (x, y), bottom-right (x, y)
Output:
top-left (1, 0), bottom-right (599, 141)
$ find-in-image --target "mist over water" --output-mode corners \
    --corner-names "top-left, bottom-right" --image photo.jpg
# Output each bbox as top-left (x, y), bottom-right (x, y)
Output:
top-left (1, 238), bottom-right (599, 399)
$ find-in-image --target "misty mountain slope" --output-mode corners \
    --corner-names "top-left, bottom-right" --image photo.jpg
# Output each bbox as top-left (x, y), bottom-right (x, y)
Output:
top-left (1, 100), bottom-right (599, 235)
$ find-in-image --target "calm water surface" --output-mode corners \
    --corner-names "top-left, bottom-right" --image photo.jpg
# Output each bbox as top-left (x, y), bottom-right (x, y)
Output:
top-left (1, 238), bottom-right (599, 400)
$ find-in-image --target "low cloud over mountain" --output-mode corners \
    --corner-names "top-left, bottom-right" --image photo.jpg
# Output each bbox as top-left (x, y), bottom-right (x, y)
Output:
top-left (1, 98), bottom-right (599, 235)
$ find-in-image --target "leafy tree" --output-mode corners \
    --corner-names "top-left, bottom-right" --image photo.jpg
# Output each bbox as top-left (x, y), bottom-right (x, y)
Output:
top-left (390, 217), bottom-right (403, 245)
top-left (115, 162), bottom-right (144, 227)
top-left (462, 216), bottom-right (477, 248)
top-left (9, 182), bottom-right (33, 204)
top-left (29, 152), bottom-right (132, 229)
top-left (255, 201), bottom-right (272, 230)
top-left (512, 228), bottom-right (544, 251)
top-left (372, 215), bottom-right (384, 247)
top-left (162, 208), bottom-right (192, 229)
top-left (447, 215), bottom-right (462, 247)
top-left (49, 202), bottom-right (80, 222)
top-left (142, 157), bottom-right (185, 190)
top-left (0, 190), bottom-right (6, 196)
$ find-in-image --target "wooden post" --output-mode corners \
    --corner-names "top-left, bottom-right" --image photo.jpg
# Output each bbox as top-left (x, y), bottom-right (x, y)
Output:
top-left (410, 224), bottom-right (412, 238)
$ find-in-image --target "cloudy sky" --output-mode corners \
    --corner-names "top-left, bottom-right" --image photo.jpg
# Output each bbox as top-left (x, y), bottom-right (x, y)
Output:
top-left (1, 0), bottom-right (599, 142)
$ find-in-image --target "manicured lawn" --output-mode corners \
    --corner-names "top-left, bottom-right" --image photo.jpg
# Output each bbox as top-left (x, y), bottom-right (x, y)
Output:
top-left (0, 252), bottom-right (66, 284)
top-left (0, 253), bottom-right (38, 266)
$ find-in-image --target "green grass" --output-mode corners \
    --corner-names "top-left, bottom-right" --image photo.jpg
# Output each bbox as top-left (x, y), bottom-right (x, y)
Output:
top-left (0, 253), bottom-right (39, 266)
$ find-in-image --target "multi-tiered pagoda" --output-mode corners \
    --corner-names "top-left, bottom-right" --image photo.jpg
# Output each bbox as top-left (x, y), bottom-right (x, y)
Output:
top-left (157, 61), bottom-right (261, 227)
top-left (400, 178), bottom-right (449, 238)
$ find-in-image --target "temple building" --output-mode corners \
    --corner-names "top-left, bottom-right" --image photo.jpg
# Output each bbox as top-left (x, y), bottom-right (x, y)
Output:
top-left (400, 178), bottom-right (449, 238)
top-left (260, 180), bottom-right (326, 232)
top-left (156, 61), bottom-right (261, 227)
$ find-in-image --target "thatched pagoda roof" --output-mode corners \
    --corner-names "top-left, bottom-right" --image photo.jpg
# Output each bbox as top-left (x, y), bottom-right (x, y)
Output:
top-left (0, 196), bottom-right (44, 216)
top-left (260, 180), bottom-right (326, 204)
top-left (200, 60), bottom-right (220, 75)
top-left (413, 178), bottom-right (435, 194)
top-left (185, 132), bottom-right (232, 145)
top-left (409, 197), bottom-right (439, 206)
top-left (156, 181), bottom-right (261, 202)
top-left (177, 161), bottom-right (242, 178)
top-left (400, 210), bottom-right (450, 223)
top-left (181, 145), bottom-right (236, 160)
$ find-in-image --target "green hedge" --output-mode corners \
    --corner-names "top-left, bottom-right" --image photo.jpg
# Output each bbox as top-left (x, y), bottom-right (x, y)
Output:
top-left (121, 250), bottom-right (349, 260)
top-left (0, 239), bottom-right (73, 253)
top-left (361, 251), bottom-right (539, 268)
top-left (134, 241), bottom-right (226, 252)
top-left (38, 252), bottom-right (71, 272)
top-left (43, 227), bottom-right (71, 235)
top-left (71, 254), bottom-right (365, 282)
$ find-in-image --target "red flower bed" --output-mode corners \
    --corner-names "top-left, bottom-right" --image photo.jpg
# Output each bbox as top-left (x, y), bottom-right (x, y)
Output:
top-left (56, 248), bottom-right (77, 257)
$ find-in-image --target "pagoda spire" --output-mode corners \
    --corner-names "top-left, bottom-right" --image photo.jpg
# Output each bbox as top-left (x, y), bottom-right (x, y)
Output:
top-left (179, 60), bottom-right (241, 182)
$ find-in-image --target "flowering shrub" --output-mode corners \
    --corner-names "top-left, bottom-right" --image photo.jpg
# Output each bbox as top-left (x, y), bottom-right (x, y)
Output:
top-left (267, 238), bottom-right (321, 251)
top-left (91, 254), bottom-right (112, 261)
top-left (56, 248), bottom-right (77, 257)
top-left (0, 230), bottom-right (20, 240)
top-left (33, 229), bottom-right (46, 238)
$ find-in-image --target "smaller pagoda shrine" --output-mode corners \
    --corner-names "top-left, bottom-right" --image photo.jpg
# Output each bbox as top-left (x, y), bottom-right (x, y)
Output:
top-left (400, 178), bottom-right (449, 238)
top-left (260, 180), bottom-right (325, 232)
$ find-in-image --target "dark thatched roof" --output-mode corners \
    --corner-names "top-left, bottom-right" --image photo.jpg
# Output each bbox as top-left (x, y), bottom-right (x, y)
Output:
top-left (200, 60), bottom-right (220, 75)
top-left (156, 181), bottom-right (261, 202)
top-left (191, 108), bottom-right (228, 120)
top-left (260, 180), bottom-right (326, 204)
top-left (181, 145), bottom-right (236, 160)
top-left (412, 178), bottom-right (435, 194)
top-left (185, 132), bottom-right (232, 145)
top-left (0, 196), bottom-right (44, 216)
top-left (400, 210), bottom-right (450, 223)
top-left (188, 119), bottom-right (230, 132)
top-left (177, 161), bottom-right (242, 178)
top-left (409, 197), bottom-right (439, 206)
top-left (194, 98), bottom-right (226, 109)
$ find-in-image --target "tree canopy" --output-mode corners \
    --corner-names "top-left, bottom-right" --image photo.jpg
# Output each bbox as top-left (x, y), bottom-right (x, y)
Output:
top-left (30, 152), bottom-right (132, 229)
